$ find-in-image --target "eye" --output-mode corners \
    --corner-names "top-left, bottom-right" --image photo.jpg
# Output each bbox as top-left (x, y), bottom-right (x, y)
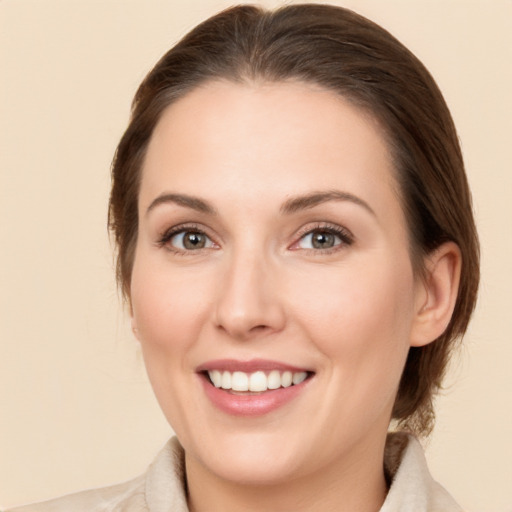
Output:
top-left (173, 231), bottom-right (213, 250)
top-left (159, 227), bottom-right (216, 251)
top-left (298, 230), bottom-right (340, 250)
top-left (294, 225), bottom-right (353, 252)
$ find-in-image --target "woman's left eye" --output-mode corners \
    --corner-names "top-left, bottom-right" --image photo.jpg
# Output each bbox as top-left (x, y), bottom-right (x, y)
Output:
top-left (296, 227), bottom-right (353, 251)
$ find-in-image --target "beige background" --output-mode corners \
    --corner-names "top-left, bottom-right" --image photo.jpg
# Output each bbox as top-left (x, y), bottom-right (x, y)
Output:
top-left (1, 0), bottom-right (511, 510)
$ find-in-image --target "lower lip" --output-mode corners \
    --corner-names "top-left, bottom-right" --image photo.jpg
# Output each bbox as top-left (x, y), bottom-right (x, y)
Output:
top-left (199, 374), bottom-right (311, 417)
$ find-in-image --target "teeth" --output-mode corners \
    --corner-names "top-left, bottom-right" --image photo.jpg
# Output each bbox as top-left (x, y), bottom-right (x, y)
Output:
top-left (208, 370), bottom-right (308, 392)
top-left (221, 371), bottom-right (231, 390)
top-left (267, 370), bottom-right (281, 390)
top-left (210, 370), bottom-right (222, 388)
top-left (249, 371), bottom-right (267, 392)
top-left (231, 371), bottom-right (249, 391)
top-left (281, 371), bottom-right (292, 388)
top-left (292, 372), bottom-right (307, 385)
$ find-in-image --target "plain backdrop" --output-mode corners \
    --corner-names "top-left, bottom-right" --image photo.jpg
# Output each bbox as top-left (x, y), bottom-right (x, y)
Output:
top-left (1, 1), bottom-right (511, 510)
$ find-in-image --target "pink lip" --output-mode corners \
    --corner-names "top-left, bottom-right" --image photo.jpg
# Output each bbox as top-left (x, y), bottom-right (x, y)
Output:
top-left (196, 359), bottom-right (313, 417)
top-left (196, 358), bottom-right (311, 373)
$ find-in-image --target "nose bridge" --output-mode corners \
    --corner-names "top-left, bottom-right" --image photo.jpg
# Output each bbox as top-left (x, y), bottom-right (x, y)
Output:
top-left (214, 242), bottom-right (285, 339)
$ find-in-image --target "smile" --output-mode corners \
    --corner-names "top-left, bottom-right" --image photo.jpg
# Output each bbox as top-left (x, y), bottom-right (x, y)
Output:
top-left (197, 360), bottom-right (314, 416)
top-left (207, 370), bottom-right (308, 392)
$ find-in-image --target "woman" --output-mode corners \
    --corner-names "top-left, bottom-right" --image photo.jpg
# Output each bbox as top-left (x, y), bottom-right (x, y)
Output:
top-left (7, 4), bottom-right (479, 511)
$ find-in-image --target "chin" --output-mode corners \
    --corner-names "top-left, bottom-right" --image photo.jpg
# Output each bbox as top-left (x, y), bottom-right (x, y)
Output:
top-left (202, 453), bottom-right (304, 486)
top-left (182, 425), bottom-right (311, 485)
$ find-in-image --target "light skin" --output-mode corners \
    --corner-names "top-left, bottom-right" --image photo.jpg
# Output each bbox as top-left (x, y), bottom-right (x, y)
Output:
top-left (130, 80), bottom-right (461, 512)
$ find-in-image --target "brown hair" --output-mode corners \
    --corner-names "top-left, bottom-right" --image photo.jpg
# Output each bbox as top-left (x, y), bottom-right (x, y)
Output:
top-left (109, 4), bottom-right (479, 436)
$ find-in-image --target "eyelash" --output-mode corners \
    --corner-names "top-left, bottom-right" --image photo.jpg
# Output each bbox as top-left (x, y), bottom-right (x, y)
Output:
top-left (292, 222), bottom-right (354, 254)
top-left (156, 223), bottom-right (214, 254)
top-left (156, 222), bottom-right (354, 255)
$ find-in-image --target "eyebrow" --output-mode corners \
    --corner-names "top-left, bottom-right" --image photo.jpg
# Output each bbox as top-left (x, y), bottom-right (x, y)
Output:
top-left (280, 190), bottom-right (375, 216)
top-left (146, 193), bottom-right (217, 216)
top-left (146, 189), bottom-right (375, 217)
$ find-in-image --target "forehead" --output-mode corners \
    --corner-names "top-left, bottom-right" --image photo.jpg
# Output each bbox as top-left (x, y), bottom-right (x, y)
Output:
top-left (140, 80), bottom-right (400, 220)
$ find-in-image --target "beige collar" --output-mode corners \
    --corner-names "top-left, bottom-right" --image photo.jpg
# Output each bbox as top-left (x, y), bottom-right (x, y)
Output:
top-left (144, 433), bottom-right (462, 512)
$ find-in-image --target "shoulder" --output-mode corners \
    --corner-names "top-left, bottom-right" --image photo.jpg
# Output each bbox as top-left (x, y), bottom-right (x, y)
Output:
top-left (381, 432), bottom-right (464, 512)
top-left (4, 437), bottom-right (188, 512)
top-left (4, 475), bottom-right (147, 512)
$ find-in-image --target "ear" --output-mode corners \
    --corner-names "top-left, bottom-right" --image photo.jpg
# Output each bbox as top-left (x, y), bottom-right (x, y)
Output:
top-left (410, 242), bottom-right (462, 347)
top-left (131, 316), bottom-right (140, 341)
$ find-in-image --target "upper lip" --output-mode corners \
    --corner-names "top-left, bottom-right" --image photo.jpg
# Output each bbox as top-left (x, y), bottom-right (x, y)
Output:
top-left (196, 358), bottom-right (313, 374)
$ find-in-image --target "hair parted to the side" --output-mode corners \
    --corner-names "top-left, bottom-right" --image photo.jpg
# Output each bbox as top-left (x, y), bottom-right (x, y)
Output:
top-left (109, 4), bottom-right (479, 436)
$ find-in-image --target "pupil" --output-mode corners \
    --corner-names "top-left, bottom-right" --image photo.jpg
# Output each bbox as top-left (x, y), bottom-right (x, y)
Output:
top-left (312, 231), bottom-right (334, 249)
top-left (184, 232), bottom-right (205, 249)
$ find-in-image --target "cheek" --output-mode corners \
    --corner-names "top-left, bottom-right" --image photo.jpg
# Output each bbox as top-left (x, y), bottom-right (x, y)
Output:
top-left (129, 259), bottom-right (218, 421)
top-left (131, 258), bottom-right (211, 351)
top-left (129, 258), bottom-right (213, 423)
top-left (290, 254), bottom-right (415, 383)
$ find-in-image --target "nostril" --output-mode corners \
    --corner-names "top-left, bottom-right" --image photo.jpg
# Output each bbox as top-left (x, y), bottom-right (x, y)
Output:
top-left (251, 324), bottom-right (269, 332)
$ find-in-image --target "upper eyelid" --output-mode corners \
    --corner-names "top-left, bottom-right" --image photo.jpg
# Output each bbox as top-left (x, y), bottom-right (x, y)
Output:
top-left (293, 222), bottom-right (354, 240)
top-left (286, 223), bottom-right (355, 254)
top-left (158, 223), bottom-right (215, 244)
top-left (156, 225), bottom-right (220, 255)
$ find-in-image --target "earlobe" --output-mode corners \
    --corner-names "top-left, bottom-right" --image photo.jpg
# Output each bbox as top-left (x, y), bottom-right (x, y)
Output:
top-left (410, 242), bottom-right (462, 347)
top-left (131, 317), bottom-right (140, 341)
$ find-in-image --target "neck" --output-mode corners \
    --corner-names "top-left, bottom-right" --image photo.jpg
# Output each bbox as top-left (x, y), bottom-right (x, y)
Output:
top-left (185, 435), bottom-right (388, 512)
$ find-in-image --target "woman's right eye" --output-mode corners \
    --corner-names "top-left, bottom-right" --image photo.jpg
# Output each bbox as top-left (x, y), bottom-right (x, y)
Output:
top-left (161, 229), bottom-right (215, 251)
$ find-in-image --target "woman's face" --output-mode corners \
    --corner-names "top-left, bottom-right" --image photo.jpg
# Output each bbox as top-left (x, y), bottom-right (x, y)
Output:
top-left (131, 81), bottom-right (426, 484)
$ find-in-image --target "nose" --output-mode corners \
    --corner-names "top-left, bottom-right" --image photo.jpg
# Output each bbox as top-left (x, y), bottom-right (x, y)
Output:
top-left (214, 250), bottom-right (286, 341)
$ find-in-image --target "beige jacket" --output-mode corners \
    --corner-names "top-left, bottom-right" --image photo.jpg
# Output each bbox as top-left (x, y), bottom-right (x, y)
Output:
top-left (6, 433), bottom-right (463, 512)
